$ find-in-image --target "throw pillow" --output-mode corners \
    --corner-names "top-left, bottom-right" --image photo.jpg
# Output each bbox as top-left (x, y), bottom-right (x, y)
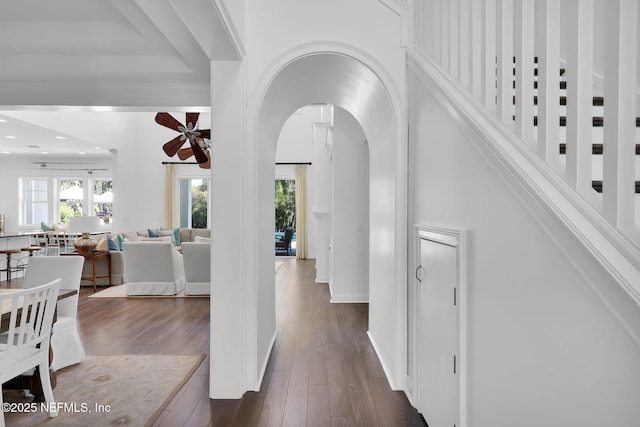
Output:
top-left (117, 234), bottom-right (125, 250)
top-left (108, 235), bottom-right (120, 251)
top-left (95, 235), bottom-right (109, 251)
top-left (160, 227), bottom-right (181, 246)
top-left (40, 221), bottom-right (55, 232)
top-left (148, 228), bottom-right (159, 237)
top-left (194, 236), bottom-right (211, 243)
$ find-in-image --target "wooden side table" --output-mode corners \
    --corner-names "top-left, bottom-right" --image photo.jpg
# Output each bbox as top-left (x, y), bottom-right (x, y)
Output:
top-left (62, 250), bottom-right (111, 292)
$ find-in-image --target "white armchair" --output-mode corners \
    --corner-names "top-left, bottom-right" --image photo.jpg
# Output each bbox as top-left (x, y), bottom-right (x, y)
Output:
top-left (22, 255), bottom-right (85, 370)
top-left (181, 242), bottom-right (211, 295)
top-left (122, 241), bottom-right (185, 296)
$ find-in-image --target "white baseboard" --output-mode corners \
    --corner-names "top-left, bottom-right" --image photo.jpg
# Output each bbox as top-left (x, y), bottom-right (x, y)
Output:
top-left (255, 331), bottom-right (277, 392)
top-left (315, 276), bottom-right (329, 283)
top-left (367, 331), bottom-right (396, 390)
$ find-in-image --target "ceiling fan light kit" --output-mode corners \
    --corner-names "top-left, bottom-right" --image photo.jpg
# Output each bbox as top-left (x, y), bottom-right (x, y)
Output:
top-left (155, 112), bottom-right (211, 169)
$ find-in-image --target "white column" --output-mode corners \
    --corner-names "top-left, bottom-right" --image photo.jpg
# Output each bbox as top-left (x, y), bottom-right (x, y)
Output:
top-left (210, 60), bottom-right (253, 398)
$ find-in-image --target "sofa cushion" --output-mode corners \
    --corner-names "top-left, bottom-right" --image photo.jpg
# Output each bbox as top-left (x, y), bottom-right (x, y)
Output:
top-left (179, 228), bottom-right (192, 244)
top-left (161, 227), bottom-right (181, 246)
top-left (190, 229), bottom-right (210, 241)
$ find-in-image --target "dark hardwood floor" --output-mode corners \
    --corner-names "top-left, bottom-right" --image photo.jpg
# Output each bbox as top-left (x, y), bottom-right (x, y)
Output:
top-left (3, 258), bottom-right (425, 426)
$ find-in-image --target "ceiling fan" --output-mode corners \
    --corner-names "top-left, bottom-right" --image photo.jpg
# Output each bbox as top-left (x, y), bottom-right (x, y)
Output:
top-left (155, 112), bottom-right (211, 169)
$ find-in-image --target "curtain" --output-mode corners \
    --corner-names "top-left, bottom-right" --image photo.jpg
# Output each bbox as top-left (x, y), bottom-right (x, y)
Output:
top-left (164, 164), bottom-right (177, 229)
top-left (295, 165), bottom-right (308, 259)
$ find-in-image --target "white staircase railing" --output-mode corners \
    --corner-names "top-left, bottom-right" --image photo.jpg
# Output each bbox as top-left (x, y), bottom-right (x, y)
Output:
top-left (411, 0), bottom-right (639, 249)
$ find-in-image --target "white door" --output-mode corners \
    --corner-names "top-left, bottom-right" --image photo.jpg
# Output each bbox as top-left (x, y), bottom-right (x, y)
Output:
top-left (419, 238), bottom-right (458, 427)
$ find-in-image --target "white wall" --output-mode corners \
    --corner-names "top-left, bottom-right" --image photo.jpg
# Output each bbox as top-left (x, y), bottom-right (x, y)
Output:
top-left (408, 68), bottom-right (640, 426)
top-left (330, 107), bottom-right (369, 302)
top-left (207, 0), bottom-right (408, 397)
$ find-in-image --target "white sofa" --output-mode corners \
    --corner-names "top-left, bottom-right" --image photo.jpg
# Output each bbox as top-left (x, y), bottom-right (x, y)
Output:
top-left (122, 241), bottom-right (185, 295)
top-left (181, 242), bottom-right (211, 295)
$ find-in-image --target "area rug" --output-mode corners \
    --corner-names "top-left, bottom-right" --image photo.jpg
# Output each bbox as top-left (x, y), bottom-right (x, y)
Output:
top-left (3, 354), bottom-right (205, 427)
top-left (88, 285), bottom-right (209, 298)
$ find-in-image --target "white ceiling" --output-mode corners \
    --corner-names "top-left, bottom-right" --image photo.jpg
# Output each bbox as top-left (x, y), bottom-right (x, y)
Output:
top-left (0, 0), bottom-right (238, 157)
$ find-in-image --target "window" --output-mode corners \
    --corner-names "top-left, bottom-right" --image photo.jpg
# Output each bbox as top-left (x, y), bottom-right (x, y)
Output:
top-left (93, 179), bottom-right (113, 225)
top-left (21, 178), bottom-right (49, 225)
top-left (179, 178), bottom-right (209, 228)
top-left (58, 179), bottom-right (84, 224)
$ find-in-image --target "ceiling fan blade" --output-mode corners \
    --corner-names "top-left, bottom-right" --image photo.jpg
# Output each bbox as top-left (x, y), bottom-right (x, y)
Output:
top-left (185, 112), bottom-right (200, 129)
top-left (163, 135), bottom-right (186, 157)
top-left (198, 129), bottom-right (211, 139)
top-left (198, 151), bottom-right (211, 169)
top-left (191, 140), bottom-right (209, 164)
top-left (177, 147), bottom-right (194, 160)
top-left (155, 112), bottom-right (183, 132)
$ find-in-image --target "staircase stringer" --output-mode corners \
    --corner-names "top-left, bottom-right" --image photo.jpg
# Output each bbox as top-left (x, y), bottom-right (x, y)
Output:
top-left (408, 50), bottom-right (640, 309)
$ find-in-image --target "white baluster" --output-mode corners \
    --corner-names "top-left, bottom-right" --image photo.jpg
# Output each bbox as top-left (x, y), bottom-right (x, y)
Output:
top-left (450, 0), bottom-right (460, 80)
top-left (603, 0), bottom-right (638, 235)
top-left (441, 0), bottom-right (450, 72)
top-left (566, 0), bottom-right (595, 201)
top-left (470, 0), bottom-right (482, 99)
top-left (497, 0), bottom-right (514, 126)
top-left (514, 0), bottom-right (535, 146)
top-left (535, 0), bottom-right (561, 170)
top-left (481, 0), bottom-right (497, 111)
top-left (459, 0), bottom-right (469, 87)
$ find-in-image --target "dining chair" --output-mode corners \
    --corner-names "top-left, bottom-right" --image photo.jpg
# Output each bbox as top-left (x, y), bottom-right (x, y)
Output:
top-left (0, 279), bottom-right (62, 426)
top-left (22, 256), bottom-right (85, 370)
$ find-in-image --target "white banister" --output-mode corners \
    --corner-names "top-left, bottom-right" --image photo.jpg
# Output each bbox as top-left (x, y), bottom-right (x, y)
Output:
top-left (566, 0), bottom-right (595, 199)
top-left (534, 0), bottom-right (561, 168)
top-left (603, 0), bottom-right (638, 233)
top-left (410, 0), bottom-right (640, 247)
top-left (514, 0), bottom-right (535, 146)
top-left (497, 0), bottom-right (514, 126)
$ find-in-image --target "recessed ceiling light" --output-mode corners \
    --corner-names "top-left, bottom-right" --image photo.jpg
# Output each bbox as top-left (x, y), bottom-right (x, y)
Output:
top-left (1, 151), bottom-right (9, 154)
top-left (0, 119), bottom-right (7, 123)
top-left (94, 146), bottom-right (102, 150)
top-left (41, 151), bottom-right (48, 154)
top-left (78, 151), bottom-right (86, 155)
top-left (55, 136), bottom-right (66, 140)
top-left (6, 135), bottom-right (16, 139)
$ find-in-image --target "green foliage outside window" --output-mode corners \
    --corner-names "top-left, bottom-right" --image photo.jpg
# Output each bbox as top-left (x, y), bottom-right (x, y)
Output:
top-left (191, 182), bottom-right (208, 228)
top-left (275, 180), bottom-right (295, 232)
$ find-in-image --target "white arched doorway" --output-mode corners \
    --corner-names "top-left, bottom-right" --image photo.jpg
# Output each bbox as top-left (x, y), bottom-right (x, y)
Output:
top-left (210, 49), bottom-right (407, 397)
